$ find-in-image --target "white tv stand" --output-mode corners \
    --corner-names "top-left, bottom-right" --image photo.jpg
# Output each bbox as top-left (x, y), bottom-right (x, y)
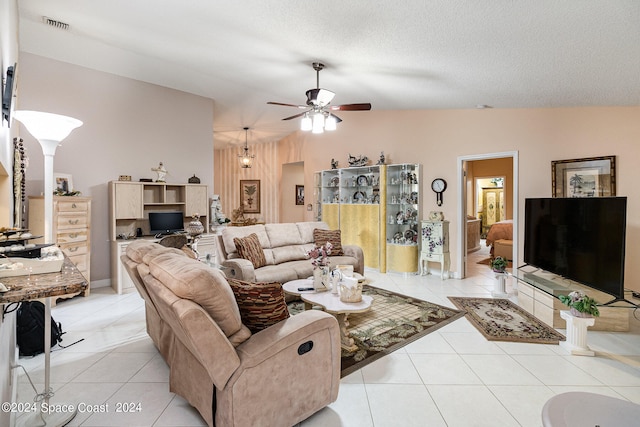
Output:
top-left (513, 266), bottom-right (630, 332)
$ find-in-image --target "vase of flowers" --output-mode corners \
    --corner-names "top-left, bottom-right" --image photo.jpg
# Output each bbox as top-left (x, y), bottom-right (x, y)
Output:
top-left (559, 290), bottom-right (600, 318)
top-left (308, 242), bottom-right (333, 292)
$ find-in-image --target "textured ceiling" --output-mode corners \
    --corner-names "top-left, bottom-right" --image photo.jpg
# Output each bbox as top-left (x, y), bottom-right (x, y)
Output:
top-left (16, 1), bottom-right (640, 148)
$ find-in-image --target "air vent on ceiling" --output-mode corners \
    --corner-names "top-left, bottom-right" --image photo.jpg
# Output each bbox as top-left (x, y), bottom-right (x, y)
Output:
top-left (43, 16), bottom-right (70, 30)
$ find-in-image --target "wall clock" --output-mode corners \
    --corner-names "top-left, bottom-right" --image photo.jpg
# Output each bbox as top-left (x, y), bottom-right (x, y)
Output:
top-left (431, 178), bottom-right (447, 206)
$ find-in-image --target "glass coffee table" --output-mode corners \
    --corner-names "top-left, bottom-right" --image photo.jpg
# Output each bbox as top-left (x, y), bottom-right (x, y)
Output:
top-left (282, 279), bottom-right (373, 352)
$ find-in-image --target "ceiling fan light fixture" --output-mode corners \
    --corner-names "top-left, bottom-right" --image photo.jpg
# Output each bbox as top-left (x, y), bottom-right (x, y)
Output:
top-left (312, 113), bottom-right (324, 134)
top-left (300, 113), bottom-right (312, 131)
top-left (238, 127), bottom-right (255, 168)
top-left (325, 114), bottom-right (337, 131)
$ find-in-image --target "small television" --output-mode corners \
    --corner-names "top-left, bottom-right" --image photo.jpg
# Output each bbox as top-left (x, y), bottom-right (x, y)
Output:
top-left (148, 211), bottom-right (185, 236)
top-left (524, 197), bottom-right (627, 301)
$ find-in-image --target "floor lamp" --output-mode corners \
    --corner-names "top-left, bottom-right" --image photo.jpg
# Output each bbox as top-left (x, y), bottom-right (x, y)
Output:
top-left (13, 110), bottom-right (82, 427)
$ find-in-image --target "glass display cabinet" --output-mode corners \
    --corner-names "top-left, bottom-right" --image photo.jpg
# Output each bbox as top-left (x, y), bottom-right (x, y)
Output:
top-left (386, 163), bottom-right (421, 273)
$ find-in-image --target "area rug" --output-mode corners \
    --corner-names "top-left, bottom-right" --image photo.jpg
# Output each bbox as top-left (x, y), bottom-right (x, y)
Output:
top-left (288, 285), bottom-right (465, 377)
top-left (448, 297), bottom-right (565, 344)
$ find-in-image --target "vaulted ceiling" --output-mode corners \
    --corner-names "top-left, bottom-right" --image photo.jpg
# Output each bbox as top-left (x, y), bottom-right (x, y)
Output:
top-left (17, 1), bottom-right (640, 148)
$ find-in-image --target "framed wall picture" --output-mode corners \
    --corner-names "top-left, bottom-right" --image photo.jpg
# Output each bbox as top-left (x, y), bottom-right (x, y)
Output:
top-left (295, 185), bottom-right (304, 205)
top-left (240, 179), bottom-right (260, 213)
top-left (54, 173), bottom-right (74, 194)
top-left (551, 156), bottom-right (616, 198)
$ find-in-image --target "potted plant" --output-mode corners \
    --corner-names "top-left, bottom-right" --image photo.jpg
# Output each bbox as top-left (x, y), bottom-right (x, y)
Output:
top-left (558, 290), bottom-right (600, 318)
top-left (490, 256), bottom-right (508, 273)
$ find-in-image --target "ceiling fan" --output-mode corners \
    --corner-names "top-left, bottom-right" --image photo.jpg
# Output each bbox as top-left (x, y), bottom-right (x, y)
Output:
top-left (267, 62), bottom-right (372, 133)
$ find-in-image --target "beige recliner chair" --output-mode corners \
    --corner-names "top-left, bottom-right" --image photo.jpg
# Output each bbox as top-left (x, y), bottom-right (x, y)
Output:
top-left (122, 240), bottom-right (341, 427)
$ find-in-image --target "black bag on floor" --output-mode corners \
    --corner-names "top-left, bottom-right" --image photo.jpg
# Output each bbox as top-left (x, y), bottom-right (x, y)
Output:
top-left (16, 301), bottom-right (64, 357)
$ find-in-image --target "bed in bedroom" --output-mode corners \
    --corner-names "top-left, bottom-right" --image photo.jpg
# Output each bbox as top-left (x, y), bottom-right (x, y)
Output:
top-left (486, 219), bottom-right (513, 259)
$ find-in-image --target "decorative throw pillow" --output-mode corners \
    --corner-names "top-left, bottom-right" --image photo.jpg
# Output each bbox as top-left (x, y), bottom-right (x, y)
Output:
top-left (313, 228), bottom-right (344, 256)
top-left (227, 278), bottom-right (290, 333)
top-left (233, 233), bottom-right (267, 268)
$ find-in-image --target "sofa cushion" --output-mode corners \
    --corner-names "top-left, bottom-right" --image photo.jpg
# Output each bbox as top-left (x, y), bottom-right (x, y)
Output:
top-left (313, 228), bottom-right (344, 256)
top-left (126, 240), bottom-right (165, 263)
top-left (265, 223), bottom-right (304, 247)
top-left (234, 233), bottom-right (267, 269)
top-left (227, 278), bottom-right (290, 333)
top-left (142, 246), bottom-right (186, 265)
top-left (222, 224), bottom-right (270, 255)
top-left (296, 221), bottom-right (329, 243)
top-left (271, 245), bottom-right (309, 264)
top-left (148, 252), bottom-right (246, 340)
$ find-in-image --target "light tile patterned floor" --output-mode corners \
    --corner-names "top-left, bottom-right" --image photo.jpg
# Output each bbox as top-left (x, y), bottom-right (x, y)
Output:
top-left (14, 242), bottom-right (640, 426)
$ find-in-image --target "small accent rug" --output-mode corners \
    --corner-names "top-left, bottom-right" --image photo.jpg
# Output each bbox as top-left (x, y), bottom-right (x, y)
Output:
top-left (288, 285), bottom-right (465, 377)
top-left (448, 297), bottom-right (565, 344)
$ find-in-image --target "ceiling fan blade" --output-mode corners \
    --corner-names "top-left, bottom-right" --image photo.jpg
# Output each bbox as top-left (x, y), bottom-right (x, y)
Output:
top-left (329, 103), bottom-right (372, 111)
top-left (306, 88), bottom-right (335, 106)
top-left (282, 112), bottom-right (307, 121)
top-left (267, 101), bottom-right (307, 109)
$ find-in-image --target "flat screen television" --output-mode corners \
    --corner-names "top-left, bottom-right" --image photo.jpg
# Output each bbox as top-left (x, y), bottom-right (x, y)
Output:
top-left (524, 197), bottom-right (627, 301)
top-left (2, 63), bottom-right (16, 125)
top-left (148, 211), bottom-right (184, 236)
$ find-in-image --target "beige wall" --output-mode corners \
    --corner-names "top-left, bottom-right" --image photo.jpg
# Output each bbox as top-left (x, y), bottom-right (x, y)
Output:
top-left (217, 107), bottom-right (640, 293)
top-left (16, 53), bottom-right (215, 283)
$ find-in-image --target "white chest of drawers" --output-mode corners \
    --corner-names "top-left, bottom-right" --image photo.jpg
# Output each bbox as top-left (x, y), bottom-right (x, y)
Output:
top-left (29, 196), bottom-right (91, 296)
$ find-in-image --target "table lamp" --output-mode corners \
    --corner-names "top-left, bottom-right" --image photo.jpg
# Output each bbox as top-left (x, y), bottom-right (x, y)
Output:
top-left (13, 110), bottom-right (82, 427)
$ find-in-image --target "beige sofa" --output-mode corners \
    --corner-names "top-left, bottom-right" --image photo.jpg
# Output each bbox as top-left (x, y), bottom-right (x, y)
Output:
top-left (219, 221), bottom-right (364, 283)
top-left (121, 240), bottom-right (341, 427)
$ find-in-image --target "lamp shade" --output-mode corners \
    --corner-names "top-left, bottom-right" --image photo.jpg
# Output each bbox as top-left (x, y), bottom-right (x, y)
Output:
top-left (13, 110), bottom-right (83, 142)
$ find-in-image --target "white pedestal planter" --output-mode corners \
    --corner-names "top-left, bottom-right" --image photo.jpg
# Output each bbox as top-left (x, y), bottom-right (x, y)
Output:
top-left (559, 310), bottom-right (595, 356)
top-left (492, 273), bottom-right (509, 298)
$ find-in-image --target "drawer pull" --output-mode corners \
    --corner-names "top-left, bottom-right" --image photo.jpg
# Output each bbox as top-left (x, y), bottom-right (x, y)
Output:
top-left (69, 233), bottom-right (78, 239)
top-left (68, 219), bottom-right (79, 225)
top-left (72, 203), bottom-right (77, 208)
top-left (68, 247), bottom-right (79, 252)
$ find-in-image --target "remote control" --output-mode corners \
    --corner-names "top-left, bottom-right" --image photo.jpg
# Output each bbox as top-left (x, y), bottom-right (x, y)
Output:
top-left (297, 287), bottom-right (314, 291)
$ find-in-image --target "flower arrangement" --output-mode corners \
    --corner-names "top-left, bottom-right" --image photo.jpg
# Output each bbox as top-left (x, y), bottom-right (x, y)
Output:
top-left (490, 256), bottom-right (508, 273)
top-left (558, 290), bottom-right (600, 317)
top-left (307, 242), bottom-right (333, 268)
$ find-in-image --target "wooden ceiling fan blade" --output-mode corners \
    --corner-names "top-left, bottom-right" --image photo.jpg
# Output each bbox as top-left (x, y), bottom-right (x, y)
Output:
top-left (282, 112), bottom-right (307, 121)
top-left (330, 103), bottom-right (372, 111)
top-left (267, 101), bottom-right (307, 109)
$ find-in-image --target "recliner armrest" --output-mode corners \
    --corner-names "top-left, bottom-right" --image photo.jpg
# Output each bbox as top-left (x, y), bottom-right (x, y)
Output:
top-left (222, 258), bottom-right (256, 282)
top-left (342, 244), bottom-right (364, 274)
top-left (217, 310), bottom-right (341, 426)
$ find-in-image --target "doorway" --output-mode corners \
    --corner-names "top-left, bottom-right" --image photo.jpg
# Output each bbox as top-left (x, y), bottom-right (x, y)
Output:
top-left (280, 162), bottom-right (305, 223)
top-left (457, 151), bottom-right (518, 279)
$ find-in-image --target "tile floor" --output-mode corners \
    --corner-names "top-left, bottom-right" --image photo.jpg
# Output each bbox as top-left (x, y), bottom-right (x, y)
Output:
top-left (15, 243), bottom-right (640, 426)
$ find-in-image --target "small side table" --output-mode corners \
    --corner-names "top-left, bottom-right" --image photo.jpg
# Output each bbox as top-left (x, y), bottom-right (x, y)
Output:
top-left (1, 257), bottom-right (88, 426)
top-left (560, 310), bottom-right (595, 356)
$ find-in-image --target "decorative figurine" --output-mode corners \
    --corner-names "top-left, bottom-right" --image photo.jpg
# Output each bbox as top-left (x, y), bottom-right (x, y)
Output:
top-left (347, 154), bottom-right (369, 167)
top-left (152, 162), bottom-right (167, 182)
top-left (331, 158), bottom-right (339, 169)
top-left (376, 151), bottom-right (385, 165)
top-left (188, 174), bottom-right (201, 184)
